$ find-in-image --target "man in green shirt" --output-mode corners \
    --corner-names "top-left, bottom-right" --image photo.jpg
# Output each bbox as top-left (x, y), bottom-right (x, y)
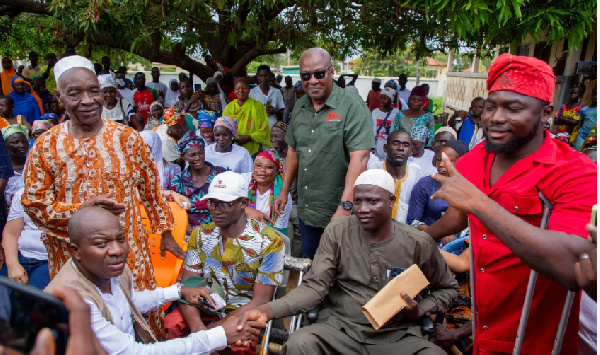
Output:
top-left (242, 169), bottom-right (457, 354)
top-left (274, 48), bottom-right (374, 259)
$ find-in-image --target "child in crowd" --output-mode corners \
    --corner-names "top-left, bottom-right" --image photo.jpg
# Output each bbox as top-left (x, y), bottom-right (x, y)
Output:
top-left (204, 116), bottom-right (253, 173)
top-left (195, 110), bottom-right (217, 145)
top-left (555, 86), bottom-right (584, 145)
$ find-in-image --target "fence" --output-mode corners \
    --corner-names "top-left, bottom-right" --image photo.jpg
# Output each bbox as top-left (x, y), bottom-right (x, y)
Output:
top-left (442, 72), bottom-right (488, 113)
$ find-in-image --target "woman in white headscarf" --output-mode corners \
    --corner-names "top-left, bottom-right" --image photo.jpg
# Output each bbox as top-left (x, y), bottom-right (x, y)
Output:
top-left (213, 71), bottom-right (229, 109)
top-left (138, 130), bottom-right (190, 208)
top-left (164, 79), bottom-right (180, 108)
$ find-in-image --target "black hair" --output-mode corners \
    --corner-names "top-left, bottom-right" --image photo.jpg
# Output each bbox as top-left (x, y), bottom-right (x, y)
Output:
top-left (135, 72), bottom-right (145, 79)
top-left (472, 96), bottom-right (485, 103)
top-left (29, 51), bottom-right (38, 57)
top-left (101, 56), bottom-right (110, 61)
top-left (387, 129), bottom-right (411, 145)
top-left (0, 95), bottom-right (14, 106)
top-left (152, 67), bottom-right (159, 71)
top-left (257, 64), bottom-right (270, 74)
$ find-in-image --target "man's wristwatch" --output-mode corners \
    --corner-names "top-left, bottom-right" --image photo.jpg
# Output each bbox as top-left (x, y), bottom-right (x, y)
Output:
top-left (176, 282), bottom-right (183, 298)
top-left (339, 201), bottom-right (353, 211)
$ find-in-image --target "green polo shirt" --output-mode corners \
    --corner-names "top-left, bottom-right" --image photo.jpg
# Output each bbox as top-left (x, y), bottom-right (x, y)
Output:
top-left (286, 84), bottom-right (375, 228)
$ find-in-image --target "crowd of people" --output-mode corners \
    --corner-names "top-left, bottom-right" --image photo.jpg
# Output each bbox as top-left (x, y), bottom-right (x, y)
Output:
top-left (0, 46), bottom-right (597, 355)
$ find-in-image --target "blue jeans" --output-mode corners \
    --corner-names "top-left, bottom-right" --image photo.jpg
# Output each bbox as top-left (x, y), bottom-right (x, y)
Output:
top-left (298, 218), bottom-right (325, 260)
top-left (0, 252), bottom-right (50, 290)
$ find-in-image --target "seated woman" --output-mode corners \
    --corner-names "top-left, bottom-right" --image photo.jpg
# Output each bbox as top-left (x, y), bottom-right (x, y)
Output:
top-left (407, 139), bottom-right (469, 231)
top-left (393, 85), bottom-right (435, 147)
top-left (0, 188), bottom-right (50, 289)
top-left (204, 116), bottom-right (253, 174)
top-left (195, 110), bottom-right (217, 145)
top-left (242, 150), bottom-right (292, 235)
top-left (166, 131), bottom-right (226, 233)
top-left (222, 77), bottom-right (271, 156)
top-left (2, 126), bottom-right (28, 210)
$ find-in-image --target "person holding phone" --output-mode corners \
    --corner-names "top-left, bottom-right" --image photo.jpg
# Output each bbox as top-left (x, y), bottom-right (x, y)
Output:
top-left (45, 206), bottom-right (267, 354)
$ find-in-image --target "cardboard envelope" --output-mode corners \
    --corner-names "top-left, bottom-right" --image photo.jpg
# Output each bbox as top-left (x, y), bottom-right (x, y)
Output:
top-left (361, 264), bottom-right (429, 330)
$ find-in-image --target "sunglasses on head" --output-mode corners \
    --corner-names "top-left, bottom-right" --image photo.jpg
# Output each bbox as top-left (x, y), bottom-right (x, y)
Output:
top-left (300, 66), bottom-right (331, 81)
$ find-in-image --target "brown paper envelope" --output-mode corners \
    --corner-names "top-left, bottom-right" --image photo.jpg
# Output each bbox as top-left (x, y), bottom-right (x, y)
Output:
top-left (361, 264), bottom-right (429, 330)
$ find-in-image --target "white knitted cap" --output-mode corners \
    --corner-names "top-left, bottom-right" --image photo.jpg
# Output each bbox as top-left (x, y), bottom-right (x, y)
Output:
top-left (54, 55), bottom-right (96, 85)
top-left (98, 73), bottom-right (116, 89)
top-left (380, 87), bottom-right (396, 100)
top-left (354, 169), bottom-right (395, 195)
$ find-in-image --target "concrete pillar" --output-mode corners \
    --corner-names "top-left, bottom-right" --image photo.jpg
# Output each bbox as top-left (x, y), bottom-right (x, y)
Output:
top-left (416, 59), bottom-right (421, 85)
top-left (557, 45), bottom-right (583, 105)
top-left (447, 49), bottom-right (454, 73)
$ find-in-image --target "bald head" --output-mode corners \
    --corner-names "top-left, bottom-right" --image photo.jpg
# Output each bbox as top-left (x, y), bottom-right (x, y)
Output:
top-left (299, 48), bottom-right (332, 67)
top-left (68, 206), bottom-right (123, 245)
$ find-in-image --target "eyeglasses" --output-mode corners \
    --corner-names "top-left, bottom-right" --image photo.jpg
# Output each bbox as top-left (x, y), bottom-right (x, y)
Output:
top-left (300, 66), bottom-right (331, 81)
top-left (206, 199), bottom-right (241, 212)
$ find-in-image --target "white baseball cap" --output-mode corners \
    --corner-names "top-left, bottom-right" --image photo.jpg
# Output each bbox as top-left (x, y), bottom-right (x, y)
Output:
top-left (200, 171), bottom-right (248, 202)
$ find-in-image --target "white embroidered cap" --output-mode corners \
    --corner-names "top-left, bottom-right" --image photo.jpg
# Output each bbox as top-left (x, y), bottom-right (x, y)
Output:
top-left (354, 169), bottom-right (395, 195)
top-left (54, 55), bottom-right (96, 86)
top-left (380, 87), bottom-right (396, 100)
top-left (98, 74), bottom-right (116, 89)
top-left (200, 171), bottom-right (249, 202)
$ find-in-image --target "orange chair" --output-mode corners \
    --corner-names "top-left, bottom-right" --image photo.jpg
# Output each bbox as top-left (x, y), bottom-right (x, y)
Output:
top-left (140, 201), bottom-right (188, 288)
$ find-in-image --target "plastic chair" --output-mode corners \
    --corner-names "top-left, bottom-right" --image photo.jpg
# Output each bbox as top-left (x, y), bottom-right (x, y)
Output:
top-left (441, 235), bottom-right (469, 256)
top-left (140, 201), bottom-right (188, 288)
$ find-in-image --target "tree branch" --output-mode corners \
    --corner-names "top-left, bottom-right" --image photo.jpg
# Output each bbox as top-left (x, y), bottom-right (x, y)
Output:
top-left (0, 0), bottom-right (50, 16)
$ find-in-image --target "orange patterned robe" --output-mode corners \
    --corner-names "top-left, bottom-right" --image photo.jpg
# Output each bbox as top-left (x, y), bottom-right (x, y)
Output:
top-left (22, 119), bottom-right (174, 338)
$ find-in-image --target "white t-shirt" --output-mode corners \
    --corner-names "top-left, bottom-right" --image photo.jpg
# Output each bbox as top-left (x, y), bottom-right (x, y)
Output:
top-left (241, 173), bottom-right (292, 230)
top-left (9, 188), bottom-right (47, 260)
top-left (205, 144), bottom-right (253, 173)
top-left (408, 149), bottom-right (437, 176)
top-left (102, 99), bottom-right (135, 123)
top-left (249, 86), bottom-right (285, 128)
top-left (146, 81), bottom-right (169, 102)
top-left (372, 108), bottom-right (400, 160)
top-left (367, 161), bottom-right (423, 223)
top-left (5, 171), bottom-right (23, 211)
top-left (397, 87), bottom-right (411, 105)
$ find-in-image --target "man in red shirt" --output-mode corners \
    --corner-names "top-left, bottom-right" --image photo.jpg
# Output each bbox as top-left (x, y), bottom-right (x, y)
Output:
top-left (133, 72), bottom-right (159, 124)
top-left (366, 78), bottom-right (382, 111)
top-left (425, 54), bottom-right (597, 355)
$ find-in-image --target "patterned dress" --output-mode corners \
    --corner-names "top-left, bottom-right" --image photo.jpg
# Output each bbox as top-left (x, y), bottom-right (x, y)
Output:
top-left (554, 103), bottom-right (583, 145)
top-left (393, 111), bottom-right (435, 146)
top-left (166, 163), bottom-right (226, 228)
top-left (22, 119), bottom-right (173, 339)
top-left (183, 219), bottom-right (285, 310)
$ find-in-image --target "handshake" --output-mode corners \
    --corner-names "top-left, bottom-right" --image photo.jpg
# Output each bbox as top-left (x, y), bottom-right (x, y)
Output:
top-left (221, 309), bottom-right (268, 347)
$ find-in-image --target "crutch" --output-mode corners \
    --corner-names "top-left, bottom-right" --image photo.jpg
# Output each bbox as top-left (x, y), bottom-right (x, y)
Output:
top-left (512, 191), bottom-right (576, 355)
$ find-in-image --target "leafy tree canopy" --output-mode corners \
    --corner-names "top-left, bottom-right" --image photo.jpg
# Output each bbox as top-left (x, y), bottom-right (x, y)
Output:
top-left (0, 0), bottom-right (595, 82)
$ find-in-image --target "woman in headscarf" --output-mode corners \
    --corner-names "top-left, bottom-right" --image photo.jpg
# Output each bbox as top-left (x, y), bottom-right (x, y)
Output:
top-left (153, 107), bottom-right (189, 165)
top-left (31, 119), bottom-right (54, 140)
top-left (195, 110), bottom-right (217, 145)
top-left (393, 85), bottom-right (435, 146)
top-left (204, 116), bottom-right (253, 173)
top-left (23, 81), bottom-right (44, 115)
top-left (164, 79), bottom-right (180, 108)
top-left (166, 131), bottom-right (227, 233)
top-left (8, 77), bottom-right (41, 124)
top-left (0, 57), bottom-right (17, 96)
top-left (203, 78), bottom-right (223, 113)
top-left (242, 150), bottom-right (292, 235)
top-left (213, 71), bottom-right (229, 109)
top-left (145, 101), bottom-right (165, 131)
top-left (99, 74), bottom-right (137, 128)
top-left (222, 77), bottom-right (270, 156)
top-left (2, 125), bottom-right (29, 210)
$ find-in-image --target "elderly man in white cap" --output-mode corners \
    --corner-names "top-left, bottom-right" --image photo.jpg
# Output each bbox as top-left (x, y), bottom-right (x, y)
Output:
top-left (372, 87), bottom-right (400, 160)
top-left (98, 73), bottom-right (143, 130)
top-left (22, 55), bottom-right (185, 338)
top-left (367, 77), bottom-right (383, 111)
top-left (240, 169), bottom-right (458, 354)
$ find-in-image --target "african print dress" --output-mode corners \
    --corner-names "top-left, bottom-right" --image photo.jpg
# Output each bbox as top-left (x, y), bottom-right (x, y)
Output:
top-left (166, 162), bottom-right (226, 227)
top-left (393, 111), bottom-right (435, 146)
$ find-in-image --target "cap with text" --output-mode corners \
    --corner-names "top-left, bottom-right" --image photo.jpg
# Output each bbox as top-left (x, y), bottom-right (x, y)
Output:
top-left (200, 171), bottom-right (249, 202)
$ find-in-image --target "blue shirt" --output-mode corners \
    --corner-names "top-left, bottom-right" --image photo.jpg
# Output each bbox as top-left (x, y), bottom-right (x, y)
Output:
top-left (457, 115), bottom-right (479, 147)
top-left (406, 175), bottom-right (449, 227)
top-left (574, 105), bottom-right (597, 150)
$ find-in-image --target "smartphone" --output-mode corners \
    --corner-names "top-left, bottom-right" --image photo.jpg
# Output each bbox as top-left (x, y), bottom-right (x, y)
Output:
top-left (0, 277), bottom-right (69, 355)
top-left (589, 205), bottom-right (597, 244)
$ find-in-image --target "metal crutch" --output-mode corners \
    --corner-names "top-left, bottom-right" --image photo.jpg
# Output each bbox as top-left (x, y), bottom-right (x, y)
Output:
top-left (512, 191), bottom-right (575, 355)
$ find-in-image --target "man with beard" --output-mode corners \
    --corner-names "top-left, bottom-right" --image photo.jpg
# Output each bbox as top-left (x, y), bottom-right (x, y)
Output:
top-left (240, 169), bottom-right (457, 354)
top-left (368, 130), bottom-right (424, 223)
top-left (425, 54), bottom-right (597, 354)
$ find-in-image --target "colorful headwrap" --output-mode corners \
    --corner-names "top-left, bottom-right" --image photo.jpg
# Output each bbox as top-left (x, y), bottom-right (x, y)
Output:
top-left (410, 85), bottom-right (427, 100)
top-left (32, 119), bottom-right (54, 132)
top-left (214, 116), bottom-right (238, 137)
top-left (13, 76), bottom-right (25, 85)
top-left (163, 107), bottom-right (185, 126)
top-left (272, 121), bottom-right (288, 132)
top-left (197, 110), bottom-right (217, 128)
top-left (487, 53), bottom-right (556, 103)
top-left (2, 125), bottom-right (27, 140)
top-left (177, 130), bottom-right (205, 155)
top-left (411, 126), bottom-right (429, 143)
top-left (40, 113), bottom-right (58, 120)
top-left (385, 79), bottom-right (398, 91)
top-left (248, 150), bottom-right (284, 225)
